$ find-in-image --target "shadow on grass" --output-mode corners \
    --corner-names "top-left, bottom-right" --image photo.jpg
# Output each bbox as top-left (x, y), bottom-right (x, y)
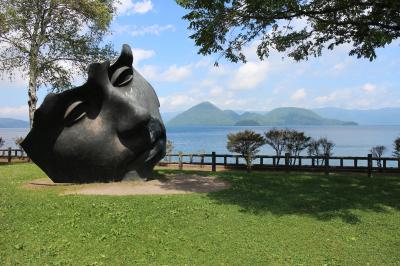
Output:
top-left (203, 170), bottom-right (400, 224)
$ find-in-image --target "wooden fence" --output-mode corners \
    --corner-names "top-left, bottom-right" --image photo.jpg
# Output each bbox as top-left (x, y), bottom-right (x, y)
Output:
top-left (161, 152), bottom-right (400, 177)
top-left (0, 148), bottom-right (28, 163)
top-left (2, 148), bottom-right (400, 176)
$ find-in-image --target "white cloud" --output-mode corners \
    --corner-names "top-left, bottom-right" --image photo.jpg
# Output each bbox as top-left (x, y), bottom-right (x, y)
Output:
top-left (131, 48), bottom-right (155, 65)
top-left (209, 65), bottom-right (228, 76)
top-left (209, 86), bottom-right (223, 97)
top-left (159, 95), bottom-right (196, 111)
top-left (313, 84), bottom-right (391, 109)
top-left (116, 0), bottom-right (153, 15)
top-left (130, 24), bottom-right (175, 37)
top-left (161, 65), bottom-right (192, 82)
top-left (140, 64), bottom-right (192, 82)
top-left (333, 63), bottom-right (346, 71)
top-left (114, 24), bottom-right (175, 37)
top-left (314, 90), bottom-right (352, 105)
top-left (194, 58), bottom-right (211, 68)
top-left (291, 88), bottom-right (307, 101)
top-left (132, 0), bottom-right (153, 14)
top-left (362, 83), bottom-right (376, 94)
top-left (139, 65), bottom-right (158, 80)
top-left (230, 61), bottom-right (269, 90)
top-left (0, 105), bottom-right (28, 119)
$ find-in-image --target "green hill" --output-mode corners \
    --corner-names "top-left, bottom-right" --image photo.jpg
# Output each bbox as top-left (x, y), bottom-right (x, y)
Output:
top-left (168, 102), bottom-right (237, 126)
top-left (167, 102), bottom-right (357, 126)
top-left (0, 118), bottom-right (29, 128)
top-left (262, 107), bottom-right (357, 126)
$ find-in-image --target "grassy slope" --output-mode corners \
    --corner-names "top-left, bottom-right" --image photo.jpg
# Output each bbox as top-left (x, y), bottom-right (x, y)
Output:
top-left (1, 164), bottom-right (400, 265)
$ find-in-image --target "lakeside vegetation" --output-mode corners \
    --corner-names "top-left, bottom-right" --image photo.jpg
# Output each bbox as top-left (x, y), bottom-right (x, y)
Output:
top-left (1, 163), bottom-right (400, 264)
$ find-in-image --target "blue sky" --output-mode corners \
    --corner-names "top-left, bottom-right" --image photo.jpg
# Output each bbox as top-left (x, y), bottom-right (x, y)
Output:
top-left (1, 0), bottom-right (400, 120)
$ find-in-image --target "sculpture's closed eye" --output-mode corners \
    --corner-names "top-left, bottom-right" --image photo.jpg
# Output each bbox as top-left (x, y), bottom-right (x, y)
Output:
top-left (110, 66), bottom-right (133, 87)
top-left (64, 100), bottom-right (86, 127)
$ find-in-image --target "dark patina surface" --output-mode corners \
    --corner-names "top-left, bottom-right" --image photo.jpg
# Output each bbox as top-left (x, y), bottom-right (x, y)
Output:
top-left (22, 44), bottom-right (166, 183)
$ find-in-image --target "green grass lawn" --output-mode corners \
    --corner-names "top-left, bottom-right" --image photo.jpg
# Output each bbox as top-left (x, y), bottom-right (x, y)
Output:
top-left (1, 163), bottom-right (400, 265)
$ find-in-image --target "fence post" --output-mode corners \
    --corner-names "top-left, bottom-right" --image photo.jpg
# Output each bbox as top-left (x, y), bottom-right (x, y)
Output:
top-left (7, 147), bottom-right (12, 163)
top-left (285, 153), bottom-right (290, 171)
top-left (178, 152), bottom-right (183, 170)
top-left (260, 157), bottom-right (263, 166)
top-left (211, 152), bottom-right (216, 172)
top-left (235, 156), bottom-right (239, 165)
top-left (224, 155), bottom-right (227, 167)
top-left (367, 154), bottom-right (372, 178)
top-left (325, 155), bottom-right (329, 175)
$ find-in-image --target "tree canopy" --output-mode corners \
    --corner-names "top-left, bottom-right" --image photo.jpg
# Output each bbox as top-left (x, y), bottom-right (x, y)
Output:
top-left (227, 130), bottom-right (265, 172)
top-left (0, 0), bottom-right (116, 126)
top-left (177, 0), bottom-right (400, 63)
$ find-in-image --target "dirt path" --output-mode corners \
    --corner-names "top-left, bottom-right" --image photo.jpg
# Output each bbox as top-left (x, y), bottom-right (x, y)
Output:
top-left (24, 173), bottom-right (230, 196)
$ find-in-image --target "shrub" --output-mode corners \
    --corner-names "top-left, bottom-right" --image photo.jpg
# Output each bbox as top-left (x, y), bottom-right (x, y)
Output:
top-left (264, 128), bottom-right (288, 164)
top-left (370, 145), bottom-right (386, 168)
top-left (227, 130), bottom-right (265, 172)
top-left (393, 137), bottom-right (400, 158)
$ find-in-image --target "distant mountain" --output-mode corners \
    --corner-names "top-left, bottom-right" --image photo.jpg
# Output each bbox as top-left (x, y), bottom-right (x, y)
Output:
top-left (262, 107), bottom-right (356, 126)
top-left (0, 118), bottom-right (29, 128)
top-left (313, 107), bottom-right (400, 125)
top-left (168, 102), bottom-right (237, 126)
top-left (167, 102), bottom-right (357, 126)
top-left (161, 111), bottom-right (181, 123)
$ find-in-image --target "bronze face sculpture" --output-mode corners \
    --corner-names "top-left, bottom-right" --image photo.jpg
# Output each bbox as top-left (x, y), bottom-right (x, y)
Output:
top-left (21, 44), bottom-right (166, 183)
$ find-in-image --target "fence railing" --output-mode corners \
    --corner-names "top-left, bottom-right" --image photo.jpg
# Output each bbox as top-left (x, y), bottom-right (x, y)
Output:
top-left (2, 148), bottom-right (399, 176)
top-left (0, 148), bottom-right (28, 163)
top-left (161, 152), bottom-right (400, 177)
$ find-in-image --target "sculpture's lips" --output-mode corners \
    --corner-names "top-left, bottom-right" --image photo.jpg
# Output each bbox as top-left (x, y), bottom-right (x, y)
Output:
top-left (122, 118), bottom-right (166, 169)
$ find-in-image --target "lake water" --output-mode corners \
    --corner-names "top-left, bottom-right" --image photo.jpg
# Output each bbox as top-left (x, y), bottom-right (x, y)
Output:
top-left (1, 125), bottom-right (400, 157)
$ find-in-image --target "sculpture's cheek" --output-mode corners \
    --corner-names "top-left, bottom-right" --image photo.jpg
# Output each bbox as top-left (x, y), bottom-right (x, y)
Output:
top-left (53, 118), bottom-right (109, 157)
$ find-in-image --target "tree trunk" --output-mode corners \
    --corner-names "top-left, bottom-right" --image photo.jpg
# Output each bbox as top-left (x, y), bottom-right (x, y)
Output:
top-left (28, 74), bottom-right (38, 128)
top-left (28, 44), bottom-right (39, 128)
top-left (246, 154), bottom-right (252, 173)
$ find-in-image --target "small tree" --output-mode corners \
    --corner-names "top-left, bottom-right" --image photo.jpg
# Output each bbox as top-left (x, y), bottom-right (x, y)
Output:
top-left (307, 139), bottom-right (322, 165)
top-left (264, 128), bottom-right (288, 164)
top-left (370, 145), bottom-right (386, 168)
top-left (14, 137), bottom-right (24, 150)
top-left (285, 130), bottom-right (311, 165)
top-left (393, 137), bottom-right (400, 158)
top-left (0, 137), bottom-right (4, 148)
top-left (319, 138), bottom-right (335, 164)
top-left (227, 130), bottom-right (265, 172)
top-left (0, 0), bottom-right (116, 127)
